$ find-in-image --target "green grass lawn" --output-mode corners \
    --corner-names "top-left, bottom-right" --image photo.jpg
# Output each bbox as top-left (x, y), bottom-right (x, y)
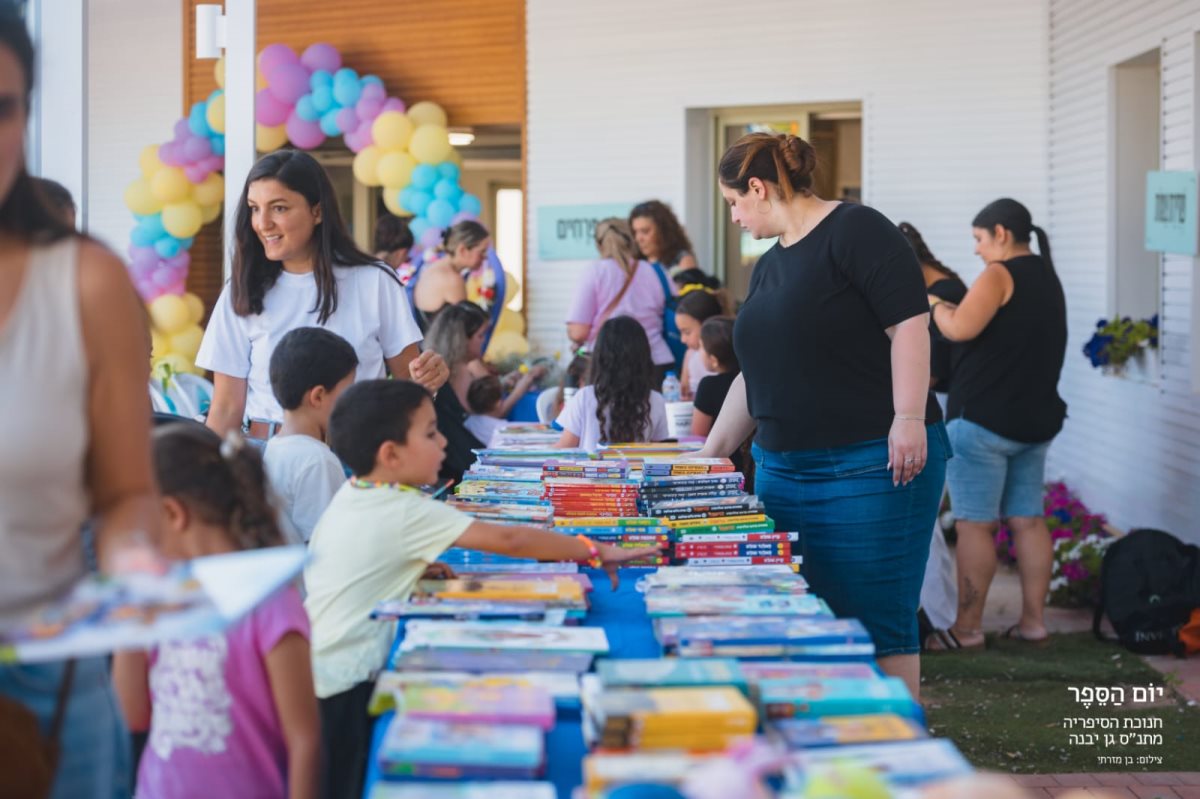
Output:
top-left (921, 632), bottom-right (1200, 773)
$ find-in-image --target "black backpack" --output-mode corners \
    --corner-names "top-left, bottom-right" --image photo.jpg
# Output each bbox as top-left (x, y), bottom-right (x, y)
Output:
top-left (1093, 528), bottom-right (1200, 656)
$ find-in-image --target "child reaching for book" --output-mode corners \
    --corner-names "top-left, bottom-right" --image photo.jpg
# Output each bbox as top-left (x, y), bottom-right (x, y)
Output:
top-left (675, 285), bottom-right (726, 400)
top-left (113, 424), bottom-right (319, 799)
top-left (554, 315), bottom-right (670, 451)
top-left (263, 327), bottom-right (357, 543)
top-left (305, 378), bottom-right (660, 799)
top-left (464, 365), bottom-right (548, 445)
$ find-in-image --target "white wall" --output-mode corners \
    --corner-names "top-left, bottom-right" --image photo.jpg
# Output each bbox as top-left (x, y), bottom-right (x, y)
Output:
top-left (1047, 0), bottom-right (1200, 541)
top-left (85, 0), bottom-right (182, 253)
top-left (525, 0), bottom-right (1050, 353)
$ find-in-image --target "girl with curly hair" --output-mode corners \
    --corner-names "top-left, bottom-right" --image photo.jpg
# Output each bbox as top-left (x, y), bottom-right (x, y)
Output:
top-left (554, 316), bottom-right (669, 451)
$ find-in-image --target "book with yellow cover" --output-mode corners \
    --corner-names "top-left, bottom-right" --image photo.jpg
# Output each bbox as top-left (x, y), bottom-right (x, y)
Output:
top-left (414, 578), bottom-right (584, 605)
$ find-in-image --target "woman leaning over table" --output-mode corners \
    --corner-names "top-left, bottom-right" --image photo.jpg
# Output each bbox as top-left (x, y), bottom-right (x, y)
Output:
top-left (197, 149), bottom-right (447, 439)
top-left (696, 132), bottom-right (949, 698)
top-left (0, 9), bottom-right (159, 796)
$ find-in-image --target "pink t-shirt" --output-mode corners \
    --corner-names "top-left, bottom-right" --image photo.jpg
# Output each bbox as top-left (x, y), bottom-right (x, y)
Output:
top-left (566, 259), bottom-right (674, 366)
top-left (136, 586), bottom-right (310, 799)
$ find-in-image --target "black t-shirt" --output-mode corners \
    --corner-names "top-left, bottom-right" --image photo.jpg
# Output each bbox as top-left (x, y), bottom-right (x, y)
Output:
top-left (693, 370), bottom-right (742, 472)
top-left (945, 255), bottom-right (1067, 443)
top-left (733, 203), bottom-right (941, 451)
top-left (928, 276), bottom-right (968, 393)
top-left (433, 388), bottom-right (483, 483)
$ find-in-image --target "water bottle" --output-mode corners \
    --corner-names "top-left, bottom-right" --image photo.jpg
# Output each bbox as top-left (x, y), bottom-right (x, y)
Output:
top-left (661, 371), bottom-right (682, 403)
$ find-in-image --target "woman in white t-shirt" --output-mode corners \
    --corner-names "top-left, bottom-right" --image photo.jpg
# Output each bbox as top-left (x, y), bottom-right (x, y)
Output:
top-left (198, 150), bottom-right (448, 435)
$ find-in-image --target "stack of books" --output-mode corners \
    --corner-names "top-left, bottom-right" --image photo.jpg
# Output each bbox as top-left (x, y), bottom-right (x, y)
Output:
top-left (595, 442), bottom-right (703, 467)
top-left (370, 782), bottom-right (556, 799)
top-left (643, 588), bottom-right (832, 619)
top-left (395, 679), bottom-right (556, 730)
top-left (641, 457), bottom-right (737, 478)
top-left (368, 671), bottom-right (582, 716)
top-left (594, 657), bottom-right (748, 692)
top-left (542, 458), bottom-right (630, 480)
top-left (487, 422), bottom-right (563, 449)
top-left (392, 620), bottom-right (609, 674)
top-left (756, 675), bottom-right (922, 721)
top-left (444, 498), bottom-right (553, 527)
top-left (375, 715), bottom-right (546, 780)
top-left (552, 517), bottom-right (670, 567)
top-left (655, 616), bottom-right (875, 661)
top-left (581, 683), bottom-right (757, 751)
top-left (374, 576), bottom-right (589, 623)
top-left (542, 477), bottom-right (642, 519)
top-left (770, 713), bottom-right (927, 749)
top-left (581, 752), bottom-right (713, 795)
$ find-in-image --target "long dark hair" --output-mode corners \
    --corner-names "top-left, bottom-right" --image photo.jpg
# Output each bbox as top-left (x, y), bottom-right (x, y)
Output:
top-left (0, 8), bottom-right (73, 243)
top-left (590, 316), bottom-right (655, 445)
top-left (232, 149), bottom-right (380, 323)
top-left (971, 198), bottom-right (1054, 273)
top-left (629, 200), bottom-right (694, 264)
top-left (153, 424), bottom-right (283, 551)
top-left (898, 222), bottom-right (960, 282)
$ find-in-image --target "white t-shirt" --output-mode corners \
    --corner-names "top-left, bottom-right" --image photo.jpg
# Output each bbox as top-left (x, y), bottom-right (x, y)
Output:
top-left (195, 264), bottom-right (422, 423)
top-left (263, 434), bottom-right (346, 544)
top-left (464, 414), bottom-right (506, 447)
top-left (555, 385), bottom-right (670, 452)
top-left (304, 482), bottom-right (472, 698)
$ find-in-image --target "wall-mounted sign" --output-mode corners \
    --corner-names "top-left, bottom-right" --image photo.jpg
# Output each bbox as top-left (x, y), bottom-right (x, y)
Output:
top-left (1145, 170), bottom-right (1198, 255)
top-left (537, 203), bottom-right (633, 260)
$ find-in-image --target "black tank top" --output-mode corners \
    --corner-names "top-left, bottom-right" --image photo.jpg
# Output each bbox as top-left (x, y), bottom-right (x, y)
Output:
top-left (946, 255), bottom-right (1067, 443)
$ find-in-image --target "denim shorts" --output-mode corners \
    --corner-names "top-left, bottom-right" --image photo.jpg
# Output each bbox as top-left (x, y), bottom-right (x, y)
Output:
top-left (752, 422), bottom-right (950, 657)
top-left (945, 418), bottom-right (1051, 522)
top-left (0, 657), bottom-right (131, 799)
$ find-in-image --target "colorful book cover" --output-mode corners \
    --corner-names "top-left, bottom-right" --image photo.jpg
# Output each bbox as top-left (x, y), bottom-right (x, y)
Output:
top-left (676, 531), bottom-right (795, 543)
top-left (369, 671), bottom-right (580, 715)
top-left (682, 555), bottom-right (803, 566)
top-left (399, 620), bottom-right (610, 654)
top-left (637, 565), bottom-right (806, 590)
top-left (0, 546), bottom-right (307, 663)
top-left (642, 457), bottom-right (735, 474)
top-left (771, 713), bottom-right (927, 748)
top-left (672, 543), bottom-right (793, 556)
top-left (786, 739), bottom-right (973, 790)
top-left (377, 716), bottom-right (544, 771)
top-left (740, 662), bottom-right (881, 683)
top-left (413, 578), bottom-right (584, 604)
top-left (451, 562), bottom-right (578, 575)
top-left (392, 648), bottom-right (593, 673)
top-left (757, 677), bottom-right (919, 720)
top-left (596, 657), bottom-right (746, 689)
top-left (645, 591), bottom-right (831, 618)
top-left (657, 616), bottom-right (870, 649)
top-left (583, 752), bottom-right (712, 790)
top-left (371, 600), bottom-right (555, 622)
top-left (369, 783), bottom-right (557, 799)
top-left (399, 681), bottom-right (555, 729)
top-left (667, 514), bottom-right (770, 529)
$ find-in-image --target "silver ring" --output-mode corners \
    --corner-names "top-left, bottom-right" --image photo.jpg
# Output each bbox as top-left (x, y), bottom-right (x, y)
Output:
top-left (904, 458), bottom-right (916, 464)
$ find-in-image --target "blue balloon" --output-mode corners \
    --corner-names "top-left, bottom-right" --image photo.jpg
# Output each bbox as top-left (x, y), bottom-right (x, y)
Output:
top-left (295, 94), bottom-right (320, 122)
top-left (361, 74), bottom-right (384, 88)
top-left (210, 134), bottom-right (225, 156)
top-left (458, 193), bottom-right (482, 216)
top-left (131, 214), bottom-right (165, 247)
top-left (309, 69), bottom-right (333, 91)
top-left (426, 198), bottom-right (456, 229)
top-left (319, 109), bottom-right (342, 137)
top-left (208, 88), bottom-right (223, 103)
top-left (436, 162), bottom-right (460, 182)
top-left (410, 163), bottom-right (438, 190)
top-left (408, 217), bottom-right (429, 240)
top-left (310, 85), bottom-right (334, 115)
top-left (333, 78), bottom-right (361, 108)
top-left (155, 236), bottom-right (183, 258)
top-left (402, 188), bottom-right (433, 216)
top-left (398, 186), bottom-right (417, 210)
top-left (188, 102), bottom-right (212, 138)
top-left (180, 237), bottom-right (195, 249)
top-left (433, 178), bottom-right (462, 203)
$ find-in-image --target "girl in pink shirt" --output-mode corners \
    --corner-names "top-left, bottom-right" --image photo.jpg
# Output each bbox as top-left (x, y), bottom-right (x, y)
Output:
top-left (113, 425), bottom-right (318, 799)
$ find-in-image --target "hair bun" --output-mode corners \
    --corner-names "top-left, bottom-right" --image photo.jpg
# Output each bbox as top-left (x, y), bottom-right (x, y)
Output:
top-left (779, 134), bottom-right (817, 180)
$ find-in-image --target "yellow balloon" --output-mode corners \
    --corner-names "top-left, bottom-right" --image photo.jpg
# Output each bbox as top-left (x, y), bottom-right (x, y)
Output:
top-left (206, 93), bottom-right (226, 134)
top-left (148, 294), bottom-right (192, 336)
top-left (447, 148), bottom-right (463, 167)
top-left (151, 167), bottom-right (191, 204)
top-left (162, 201), bottom-right (204, 239)
top-left (382, 190), bottom-right (406, 217)
top-left (408, 124), bottom-right (451, 164)
top-left (371, 111), bottom-right (414, 152)
top-left (200, 202), bottom-right (222, 223)
top-left (256, 123), bottom-right (288, 152)
top-left (484, 330), bottom-right (529, 362)
top-left (214, 55), bottom-right (226, 89)
top-left (352, 146), bottom-right (383, 186)
top-left (496, 307), bottom-right (526, 336)
top-left (139, 144), bottom-right (164, 178)
top-left (182, 292), bottom-right (206, 324)
top-left (377, 151), bottom-right (416, 189)
top-left (192, 172), bottom-right (224, 207)
top-left (150, 329), bottom-right (169, 359)
top-left (169, 324), bottom-right (205, 361)
top-left (503, 270), bottom-right (522, 308)
top-left (125, 177), bottom-right (163, 215)
top-left (406, 101), bottom-right (447, 129)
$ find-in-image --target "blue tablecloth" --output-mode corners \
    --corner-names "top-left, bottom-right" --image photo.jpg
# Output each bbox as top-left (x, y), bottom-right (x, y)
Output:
top-left (361, 568), bottom-right (660, 799)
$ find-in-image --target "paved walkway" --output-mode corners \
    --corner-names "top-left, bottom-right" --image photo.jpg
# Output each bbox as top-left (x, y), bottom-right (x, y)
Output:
top-left (997, 772), bottom-right (1200, 797)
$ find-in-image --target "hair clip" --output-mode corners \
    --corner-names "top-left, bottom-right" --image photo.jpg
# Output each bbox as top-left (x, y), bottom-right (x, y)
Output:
top-left (220, 430), bottom-right (246, 460)
top-left (678, 283), bottom-right (715, 296)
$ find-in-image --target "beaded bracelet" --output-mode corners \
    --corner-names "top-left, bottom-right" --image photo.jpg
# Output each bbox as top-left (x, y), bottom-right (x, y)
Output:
top-left (575, 534), bottom-right (603, 568)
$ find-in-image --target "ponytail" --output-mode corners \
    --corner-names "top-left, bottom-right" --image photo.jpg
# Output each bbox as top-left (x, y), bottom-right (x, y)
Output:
top-left (898, 221), bottom-right (961, 283)
top-left (153, 424), bottom-right (284, 551)
top-left (1031, 224), bottom-right (1055, 273)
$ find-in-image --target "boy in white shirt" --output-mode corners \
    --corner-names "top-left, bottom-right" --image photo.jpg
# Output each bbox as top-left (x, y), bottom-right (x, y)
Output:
top-left (305, 379), bottom-right (660, 799)
top-left (262, 327), bottom-right (356, 544)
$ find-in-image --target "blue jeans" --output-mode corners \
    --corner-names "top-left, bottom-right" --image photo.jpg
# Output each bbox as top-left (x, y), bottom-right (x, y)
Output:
top-left (752, 423), bottom-right (951, 657)
top-left (0, 657), bottom-right (131, 799)
top-left (945, 418), bottom-right (1051, 521)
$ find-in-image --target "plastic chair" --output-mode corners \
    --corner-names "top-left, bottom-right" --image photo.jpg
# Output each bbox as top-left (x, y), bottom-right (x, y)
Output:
top-left (535, 387), bottom-right (560, 424)
top-left (148, 383), bottom-right (175, 414)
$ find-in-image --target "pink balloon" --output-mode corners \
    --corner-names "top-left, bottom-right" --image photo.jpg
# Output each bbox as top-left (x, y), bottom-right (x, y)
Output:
top-left (182, 135), bottom-right (212, 163)
top-left (335, 107), bottom-right (359, 134)
top-left (167, 279), bottom-right (187, 296)
top-left (166, 251), bottom-right (191, 271)
top-left (355, 96), bottom-right (383, 122)
top-left (419, 227), bottom-right (442, 249)
top-left (158, 141), bottom-right (186, 168)
top-left (201, 154), bottom-right (225, 172)
top-left (265, 61), bottom-right (311, 105)
top-left (300, 43), bottom-right (341, 73)
top-left (382, 97), bottom-right (407, 114)
top-left (258, 44), bottom-right (298, 76)
top-left (184, 163), bottom-right (210, 184)
top-left (360, 82), bottom-right (386, 104)
top-left (285, 111), bottom-right (325, 150)
top-left (255, 88), bottom-right (291, 127)
top-left (129, 245), bottom-right (159, 270)
top-left (137, 281), bottom-right (161, 301)
top-left (173, 119), bottom-right (191, 140)
top-left (152, 267), bottom-right (177, 289)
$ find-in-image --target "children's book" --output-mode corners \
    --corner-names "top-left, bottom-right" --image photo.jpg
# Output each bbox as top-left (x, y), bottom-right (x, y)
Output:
top-left (771, 713), bottom-right (927, 749)
top-left (757, 677), bottom-right (920, 721)
top-left (369, 670), bottom-right (580, 715)
top-left (637, 566), bottom-right (807, 592)
top-left (583, 752), bottom-right (713, 791)
top-left (785, 739), bottom-right (973, 790)
top-left (412, 578), bottom-right (585, 606)
top-left (740, 662), bottom-right (881, 683)
top-left (392, 648), bottom-right (593, 674)
top-left (596, 657), bottom-right (747, 690)
top-left (369, 783), bottom-right (556, 799)
top-left (399, 620), bottom-right (610, 654)
top-left (377, 716), bottom-right (544, 772)
top-left (398, 681), bottom-right (555, 730)
top-left (370, 600), bottom-right (560, 623)
top-left (642, 457), bottom-right (735, 475)
top-left (450, 562), bottom-right (578, 574)
top-left (589, 686), bottom-right (757, 750)
top-left (0, 546), bottom-right (307, 663)
top-left (645, 591), bottom-right (831, 619)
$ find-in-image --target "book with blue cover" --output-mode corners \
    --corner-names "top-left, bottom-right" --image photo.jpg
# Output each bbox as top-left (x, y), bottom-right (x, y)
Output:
top-left (785, 739), bottom-right (973, 790)
top-left (369, 783), bottom-right (556, 799)
top-left (771, 713), bottom-right (927, 749)
top-left (369, 670), bottom-right (580, 715)
top-left (392, 648), bottom-right (594, 673)
top-left (399, 620), bottom-right (610, 654)
top-left (398, 681), bottom-right (556, 730)
top-left (657, 616), bottom-right (870, 649)
top-left (596, 657), bottom-right (747, 690)
top-left (757, 677), bottom-right (920, 720)
top-left (645, 590), bottom-right (831, 618)
top-left (376, 716), bottom-right (544, 776)
top-left (638, 565), bottom-right (806, 591)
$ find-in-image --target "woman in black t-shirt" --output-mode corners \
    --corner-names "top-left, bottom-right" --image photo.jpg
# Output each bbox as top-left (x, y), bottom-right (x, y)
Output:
top-left (697, 133), bottom-right (949, 698)
top-left (929, 198), bottom-right (1067, 649)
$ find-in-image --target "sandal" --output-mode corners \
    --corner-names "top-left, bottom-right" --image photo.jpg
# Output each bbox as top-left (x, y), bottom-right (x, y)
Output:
top-left (1002, 624), bottom-right (1050, 646)
top-left (924, 627), bottom-right (985, 652)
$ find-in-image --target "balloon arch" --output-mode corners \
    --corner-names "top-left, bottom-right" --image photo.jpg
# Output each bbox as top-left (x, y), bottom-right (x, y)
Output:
top-left (124, 42), bottom-right (528, 378)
